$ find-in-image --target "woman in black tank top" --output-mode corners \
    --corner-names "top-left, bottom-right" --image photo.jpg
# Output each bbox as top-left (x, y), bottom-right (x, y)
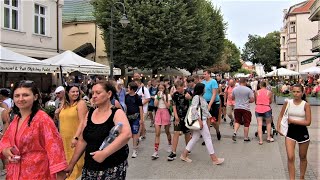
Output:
top-left (65, 81), bottom-right (131, 180)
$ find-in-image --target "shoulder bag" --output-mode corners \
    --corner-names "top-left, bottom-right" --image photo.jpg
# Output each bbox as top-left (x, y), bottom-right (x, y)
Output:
top-left (185, 96), bottom-right (201, 130)
top-left (280, 100), bottom-right (290, 136)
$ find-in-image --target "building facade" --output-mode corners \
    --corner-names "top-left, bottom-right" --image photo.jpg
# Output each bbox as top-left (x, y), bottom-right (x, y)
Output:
top-left (62, 0), bottom-right (108, 66)
top-left (0, 0), bottom-right (63, 58)
top-left (280, 0), bottom-right (318, 72)
top-left (309, 0), bottom-right (320, 52)
top-left (0, 0), bottom-right (64, 90)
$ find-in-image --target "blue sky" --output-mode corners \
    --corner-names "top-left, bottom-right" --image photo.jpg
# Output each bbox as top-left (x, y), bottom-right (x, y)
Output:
top-left (211, 0), bottom-right (303, 50)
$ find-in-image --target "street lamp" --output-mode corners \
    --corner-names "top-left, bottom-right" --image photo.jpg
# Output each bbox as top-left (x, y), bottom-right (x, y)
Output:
top-left (109, 2), bottom-right (130, 79)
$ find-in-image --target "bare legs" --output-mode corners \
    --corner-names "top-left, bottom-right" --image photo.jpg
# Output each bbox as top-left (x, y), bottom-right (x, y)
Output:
top-left (256, 117), bottom-right (263, 143)
top-left (285, 138), bottom-right (310, 179)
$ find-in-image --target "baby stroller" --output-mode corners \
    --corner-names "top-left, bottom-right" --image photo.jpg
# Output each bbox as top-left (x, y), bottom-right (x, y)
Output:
top-left (255, 116), bottom-right (278, 138)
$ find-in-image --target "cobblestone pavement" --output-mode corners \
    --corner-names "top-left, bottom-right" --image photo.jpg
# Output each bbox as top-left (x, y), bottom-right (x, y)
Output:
top-left (0, 103), bottom-right (318, 179)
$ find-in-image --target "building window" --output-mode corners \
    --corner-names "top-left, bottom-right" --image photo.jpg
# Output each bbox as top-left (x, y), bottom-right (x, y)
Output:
top-left (282, 36), bottom-right (285, 45)
top-left (3, 0), bottom-right (19, 30)
top-left (288, 43), bottom-right (297, 56)
top-left (283, 52), bottom-right (286, 61)
top-left (289, 21), bottom-right (296, 33)
top-left (34, 4), bottom-right (46, 35)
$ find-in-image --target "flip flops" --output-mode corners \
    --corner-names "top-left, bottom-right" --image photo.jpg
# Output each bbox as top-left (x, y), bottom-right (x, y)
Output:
top-left (258, 141), bottom-right (263, 145)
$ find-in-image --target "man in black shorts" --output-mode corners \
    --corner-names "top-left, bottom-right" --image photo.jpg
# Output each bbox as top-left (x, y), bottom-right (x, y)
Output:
top-left (167, 80), bottom-right (192, 161)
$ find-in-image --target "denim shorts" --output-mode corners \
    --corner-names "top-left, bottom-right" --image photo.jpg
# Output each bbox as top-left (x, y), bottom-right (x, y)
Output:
top-left (129, 118), bottom-right (140, 135)
top-left (255, 110), bottom-right (272, 119)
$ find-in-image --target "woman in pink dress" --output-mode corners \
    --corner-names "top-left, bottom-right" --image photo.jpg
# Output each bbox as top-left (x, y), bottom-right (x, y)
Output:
top-left (0, 80), bottom-right (67, 179)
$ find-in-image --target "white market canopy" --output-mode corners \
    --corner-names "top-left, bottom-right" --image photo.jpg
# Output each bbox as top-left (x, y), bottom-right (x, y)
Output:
top-left (265, 68), bottom-right (300, 77)
top-left (42, 50), bottom-right (120, 75)
top-left (301, 66), bottom-right (320, 74)
top-left (0, 45), bottom-right (56, 73)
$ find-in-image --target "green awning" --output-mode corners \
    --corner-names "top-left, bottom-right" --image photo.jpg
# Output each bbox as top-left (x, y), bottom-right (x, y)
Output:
top-left (301, 53), bottom-right (320, 65)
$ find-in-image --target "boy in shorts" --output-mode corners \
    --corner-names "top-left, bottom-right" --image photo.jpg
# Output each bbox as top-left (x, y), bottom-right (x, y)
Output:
top-left (167, 80), bottom-right (192, 161)
top-left (125, 82), bottom-right (143, 158)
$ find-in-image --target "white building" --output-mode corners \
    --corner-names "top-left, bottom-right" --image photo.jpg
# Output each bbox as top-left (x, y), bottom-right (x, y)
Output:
top-left (0, 0), bottom-right (63, 58)
top-left (0, 0), bottom-right (64, 89)
top-left (280, 0), bottom-right (318, 72)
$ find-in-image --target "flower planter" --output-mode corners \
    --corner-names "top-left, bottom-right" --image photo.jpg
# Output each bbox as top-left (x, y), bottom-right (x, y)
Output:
top-left (306, 97), bottom-right (320, 106)
top-left (275, 96), bottom-right (289, 105)
top-left (275, 96), bottom-right (320, 106)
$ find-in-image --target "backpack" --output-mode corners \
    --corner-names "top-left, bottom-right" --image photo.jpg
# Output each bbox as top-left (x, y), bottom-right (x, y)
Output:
top-left (136, 86), bottom-right (144, 95)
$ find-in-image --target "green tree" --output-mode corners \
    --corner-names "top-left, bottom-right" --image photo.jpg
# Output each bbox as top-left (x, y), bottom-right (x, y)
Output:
top-left (92, 0), bottom-right (225, 74)
top-left (241, 31), bottom-right (280, 71)
top-left (221, 39), bottom-right (241, 72)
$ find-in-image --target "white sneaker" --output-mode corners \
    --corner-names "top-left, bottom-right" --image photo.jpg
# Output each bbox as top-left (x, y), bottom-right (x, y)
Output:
top-left (151, 151), bottom-right (159, 160)
top-left (132, 150), bottom-right (138, 158)
top-left (139, 136), bottom-right (146, 141)
top-left (167, 145), bottom-right (172, 153)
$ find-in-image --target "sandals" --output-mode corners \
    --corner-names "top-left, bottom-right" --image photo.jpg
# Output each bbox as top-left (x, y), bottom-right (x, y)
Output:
top-left (213, 158), bottom-right (224, 165)
top-left (267, 138), bottom-right (275, 143)
top-left (258, 141), bottom-right (263, 145)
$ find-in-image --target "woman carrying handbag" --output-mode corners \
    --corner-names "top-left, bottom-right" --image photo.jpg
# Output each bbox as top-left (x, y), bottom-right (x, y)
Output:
top-left (180, 83), bottom-right (224, 165)
top-left (277, 84), bottom-right (311, 180)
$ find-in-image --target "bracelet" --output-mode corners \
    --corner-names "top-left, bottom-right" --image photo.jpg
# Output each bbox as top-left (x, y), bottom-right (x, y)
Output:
top-left (74, 137), bottom-right (79, 140)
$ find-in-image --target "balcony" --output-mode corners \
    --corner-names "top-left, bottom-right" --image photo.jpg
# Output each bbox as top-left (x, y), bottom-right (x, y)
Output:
top-left (309, 0), bottom-right (320, 21)
top-left (311, 33), bottom-right (320, 52)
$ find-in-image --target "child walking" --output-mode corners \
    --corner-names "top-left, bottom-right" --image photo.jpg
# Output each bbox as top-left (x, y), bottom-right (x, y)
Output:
top-left (125, 82), bottom-right (144, 158)
top-left (152, 83), bottom-right (172, 160)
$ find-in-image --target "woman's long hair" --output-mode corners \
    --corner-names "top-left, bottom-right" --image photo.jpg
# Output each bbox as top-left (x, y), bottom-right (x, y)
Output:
top-left (11, 80), bottom-right (40, 126)
top-left (293, 84), bottom-right (307, 102)
top-left (64, 84), bottom-right (81, 107)
top-left (194, 83), bottom-right (205, 96)
top-left (156, 83), bottom-right (169, 103)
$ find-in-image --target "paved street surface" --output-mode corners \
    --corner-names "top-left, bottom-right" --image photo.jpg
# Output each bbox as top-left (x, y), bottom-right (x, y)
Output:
top-left (0, 103), bottom-right (318, 179)
top-left (126, 103), bottom-right (319, 179)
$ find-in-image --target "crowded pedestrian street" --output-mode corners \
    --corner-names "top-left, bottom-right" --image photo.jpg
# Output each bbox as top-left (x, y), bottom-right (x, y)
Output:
top-left (126, 103), bottom-right (319, 179)
top-left (1, 0), bottom-right (320, 179)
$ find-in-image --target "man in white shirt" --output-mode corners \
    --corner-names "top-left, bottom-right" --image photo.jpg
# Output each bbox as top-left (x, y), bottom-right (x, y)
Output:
top-left (134, 79), bottom-right (151, 140)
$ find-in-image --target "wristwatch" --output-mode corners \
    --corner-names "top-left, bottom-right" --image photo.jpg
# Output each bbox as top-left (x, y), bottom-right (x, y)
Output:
top-left (74, 137), bottom-right (79, 140)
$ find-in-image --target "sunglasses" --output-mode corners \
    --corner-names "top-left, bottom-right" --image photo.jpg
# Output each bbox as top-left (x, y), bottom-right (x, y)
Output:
top-left (20, 80), bottom-right (34, 84)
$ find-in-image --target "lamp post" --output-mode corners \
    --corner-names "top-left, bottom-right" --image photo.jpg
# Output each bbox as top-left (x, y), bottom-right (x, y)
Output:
top-left (109, 2), bottom-right (130, 79)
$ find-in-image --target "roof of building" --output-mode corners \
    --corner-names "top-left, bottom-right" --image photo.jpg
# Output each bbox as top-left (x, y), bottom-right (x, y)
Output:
top-left (62, 0), bottom-right (95, 23)
top-left (288, 0), bottom-right (315, 15)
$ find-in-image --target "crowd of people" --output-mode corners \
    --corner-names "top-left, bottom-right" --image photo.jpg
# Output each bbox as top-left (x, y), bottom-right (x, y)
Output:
top-left (279, 73), bottom-right (320, 97)
top-left (0, 70), bottom-right (314, 179)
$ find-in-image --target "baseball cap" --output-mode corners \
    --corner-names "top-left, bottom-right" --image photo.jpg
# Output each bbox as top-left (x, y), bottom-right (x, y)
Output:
top-left (55, 86), bottom-right (65, 93)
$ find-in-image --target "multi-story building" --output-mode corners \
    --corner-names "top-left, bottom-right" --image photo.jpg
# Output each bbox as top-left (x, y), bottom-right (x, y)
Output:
top-left (280, 0), bottom-right (318, 72)
top-left (309, 0), bottom-right (320, 52)
top-left (0, 0), bottom-right (64, 89)
top-left (304, 0), bottom-right (320, 67)
top-left (62, 0), bottom-right (108, 66)
top-left (0, 0), bottom-right (63, 58)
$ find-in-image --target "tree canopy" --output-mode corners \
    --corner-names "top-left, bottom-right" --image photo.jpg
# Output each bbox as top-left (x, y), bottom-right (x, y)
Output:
top-left (92, 0), bottom-right (226, 73)
top-left (241, 31), bottom-right (280, 72)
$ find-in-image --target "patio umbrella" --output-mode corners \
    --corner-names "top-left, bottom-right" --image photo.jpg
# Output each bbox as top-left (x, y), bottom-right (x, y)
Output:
top-left (265, 68), bottom-right (299, 77)
top-left (301, 66), bottom-right (320, 74)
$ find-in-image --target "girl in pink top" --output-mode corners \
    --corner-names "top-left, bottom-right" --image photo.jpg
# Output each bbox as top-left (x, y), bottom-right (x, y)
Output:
top-left (255, 81), bottom-right (273, 145)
